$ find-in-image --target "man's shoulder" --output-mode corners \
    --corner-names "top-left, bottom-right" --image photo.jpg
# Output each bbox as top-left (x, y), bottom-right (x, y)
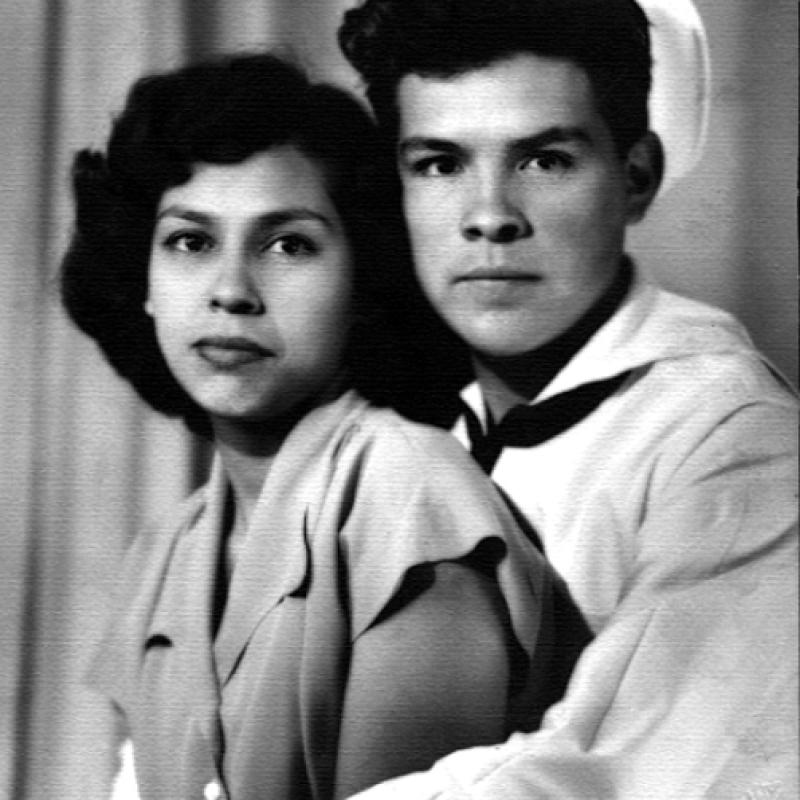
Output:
top-left (644, 347), bottom-right (795, 403)
top-left (630, 278), bottom-right (751, 353)
top-left (634, 283), bottom-right (795, 401)
top-left (535, 276), bottom-right (794, 408)
top-left (593, 276), bottom-right (794, 399)
top-left (646, 283), bottom-right (751, 347)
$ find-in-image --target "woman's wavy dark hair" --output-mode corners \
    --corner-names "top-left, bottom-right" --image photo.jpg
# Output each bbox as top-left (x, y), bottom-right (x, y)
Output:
top-left (62, 52), bottom-right (459, 436)
top-left (340, 0), bottom-right (652, 159)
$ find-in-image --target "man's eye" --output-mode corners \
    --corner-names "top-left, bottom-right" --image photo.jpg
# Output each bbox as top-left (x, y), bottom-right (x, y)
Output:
top-left (266, 235), bottom-right (317, 257)
top-left (521, 152), bottom-right (573, 173)
top-left (163, 231), bottom-right (212, 253)
top-left (409, 156), bottom-right (462, 177)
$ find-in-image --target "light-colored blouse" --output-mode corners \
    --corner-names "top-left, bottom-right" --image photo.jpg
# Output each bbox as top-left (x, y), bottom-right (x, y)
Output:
top-left (88, 390), bottom-right (585, 800)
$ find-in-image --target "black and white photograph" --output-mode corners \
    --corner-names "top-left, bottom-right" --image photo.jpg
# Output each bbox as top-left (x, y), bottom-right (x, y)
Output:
top-left (1, 2), bottom-right (796, 798)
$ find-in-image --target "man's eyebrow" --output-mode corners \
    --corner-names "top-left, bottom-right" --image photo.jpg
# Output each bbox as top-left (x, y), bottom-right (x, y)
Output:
top-left (155, 206), bottom-right (334, 229)
top-left (509, 127), bottom-right (594, 152)
top-left (398, 127), bottom-right (593, 158)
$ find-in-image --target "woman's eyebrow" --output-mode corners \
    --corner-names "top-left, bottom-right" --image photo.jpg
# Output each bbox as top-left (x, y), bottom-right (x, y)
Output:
top-left (155, 206), bottom-right (334, 229)
top-left (155, 206), bottom-right (213, 224)
top-left (252, 209), bottom-right (335, 230)
top-left (397, 138), bottom-right (465, 159)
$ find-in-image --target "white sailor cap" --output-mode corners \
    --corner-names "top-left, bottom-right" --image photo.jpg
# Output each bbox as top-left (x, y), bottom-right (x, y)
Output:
top-left (639, 0), bottom-right (711, 191)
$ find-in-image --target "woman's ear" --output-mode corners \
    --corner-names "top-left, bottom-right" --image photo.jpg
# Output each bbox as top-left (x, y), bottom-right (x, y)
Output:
top-left (624, 132), bottom-right (664, 223)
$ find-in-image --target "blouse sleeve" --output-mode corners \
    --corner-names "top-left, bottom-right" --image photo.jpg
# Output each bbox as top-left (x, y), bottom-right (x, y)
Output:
top-left (333, 558), bottom-right (512, 800)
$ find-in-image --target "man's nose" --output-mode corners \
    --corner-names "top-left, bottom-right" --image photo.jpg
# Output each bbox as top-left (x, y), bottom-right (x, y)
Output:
top-left (460, 182), bottom-right (532, 244)
top-left (209, 255), bottom-right (265, 314)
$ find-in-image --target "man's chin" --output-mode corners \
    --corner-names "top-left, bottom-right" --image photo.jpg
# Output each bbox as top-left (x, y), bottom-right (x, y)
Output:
top-left (446, 304), bottom-right (582, 361)
top-left (454, 325), bottom-right (558, 362)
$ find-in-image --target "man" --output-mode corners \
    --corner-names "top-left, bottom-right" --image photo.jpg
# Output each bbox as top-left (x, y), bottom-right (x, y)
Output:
top-left (339, 0), bottom-right (798, 797)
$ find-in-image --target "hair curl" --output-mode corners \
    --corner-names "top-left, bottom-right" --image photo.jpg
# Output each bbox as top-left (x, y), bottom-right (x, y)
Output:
top-left (339, 0), bottom-right (652, 158)
top-left (61, 52), bottom-right (440, 436)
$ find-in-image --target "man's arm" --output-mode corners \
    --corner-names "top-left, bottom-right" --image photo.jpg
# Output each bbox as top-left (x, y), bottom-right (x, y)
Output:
top-left (348, 401), bottom-right (798, 799)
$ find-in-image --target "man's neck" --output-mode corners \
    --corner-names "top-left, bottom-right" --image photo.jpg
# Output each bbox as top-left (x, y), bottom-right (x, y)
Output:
top-left (473, 258), bottom-right (633, 423)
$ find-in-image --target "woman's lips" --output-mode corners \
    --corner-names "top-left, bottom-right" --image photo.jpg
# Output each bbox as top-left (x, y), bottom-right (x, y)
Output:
top-left (194, 336), bottom-right (273, 368)
top-left (455, 267), bottom-right (543, 283)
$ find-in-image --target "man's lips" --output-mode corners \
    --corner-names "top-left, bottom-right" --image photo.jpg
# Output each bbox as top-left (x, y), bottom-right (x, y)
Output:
top-left (454, 268), bottom-right (543, 283)
top-left (193, 336), bottom-right (273, 367)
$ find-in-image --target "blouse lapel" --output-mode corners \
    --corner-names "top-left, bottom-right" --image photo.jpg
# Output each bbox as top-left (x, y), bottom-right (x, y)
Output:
top-left (212, 494), bottom-right (311, 686)
top-left (212, 390), bottom-right (364, 687)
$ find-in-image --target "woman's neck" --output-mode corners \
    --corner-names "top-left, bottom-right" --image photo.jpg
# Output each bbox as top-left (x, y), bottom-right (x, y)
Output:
top-left (211, 416), bottom-right (294, 534)
top-left (209, 383), bottom-right (345, 563)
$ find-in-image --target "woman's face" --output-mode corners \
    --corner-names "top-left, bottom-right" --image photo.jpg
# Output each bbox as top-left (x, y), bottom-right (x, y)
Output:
top-left (146, 146), bottom-right (354, 427)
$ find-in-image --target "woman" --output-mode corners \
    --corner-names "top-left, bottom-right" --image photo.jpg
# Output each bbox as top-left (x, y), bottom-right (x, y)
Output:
top-left (61, 53), bottom-right (585, 800)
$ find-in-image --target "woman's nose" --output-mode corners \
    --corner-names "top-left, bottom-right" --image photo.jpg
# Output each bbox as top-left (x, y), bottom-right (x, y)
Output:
top-left (209, 256), bottom-right (265, 314)
top-left (460, 183), bottom-right (533, 244)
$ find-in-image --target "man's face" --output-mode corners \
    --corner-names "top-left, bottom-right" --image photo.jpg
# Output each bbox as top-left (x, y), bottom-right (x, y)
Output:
top-left (397, 53), bottom-right (638, 358)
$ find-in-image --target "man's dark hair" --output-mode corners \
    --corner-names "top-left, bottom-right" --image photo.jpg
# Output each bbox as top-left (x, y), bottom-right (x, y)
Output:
top-left (61, 52), bottom-right (416, 436)
top-left (339, 0), bottom-right (653, 158)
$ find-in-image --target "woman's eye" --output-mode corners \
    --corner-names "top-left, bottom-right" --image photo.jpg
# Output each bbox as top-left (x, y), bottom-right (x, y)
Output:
top-left (266, 235), bottom-right (317, 258)
top-left (163, 231), bottom-right (212, 254)
top-left (410, 156), bottom-right (462, 178)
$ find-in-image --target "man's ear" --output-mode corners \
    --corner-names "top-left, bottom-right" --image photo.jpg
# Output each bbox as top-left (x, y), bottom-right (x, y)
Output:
top-left (624, 132), bottom-right (664, 223)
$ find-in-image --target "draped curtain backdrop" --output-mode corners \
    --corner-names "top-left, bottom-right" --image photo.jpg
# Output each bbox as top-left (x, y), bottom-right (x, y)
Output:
top-left (0, 2), bottom-right (795, 798)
